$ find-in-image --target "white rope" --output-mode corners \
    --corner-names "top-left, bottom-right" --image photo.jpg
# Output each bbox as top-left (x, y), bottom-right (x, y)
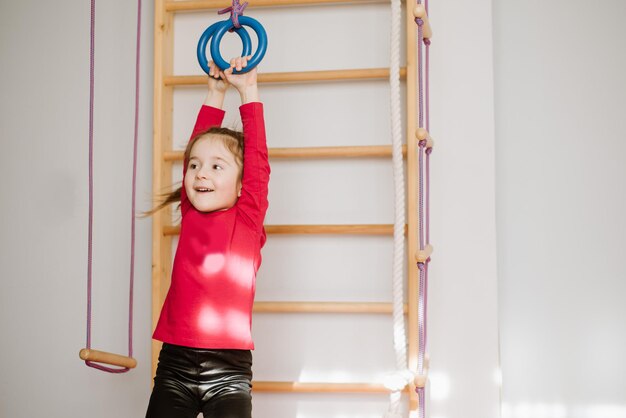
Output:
top-left (384, 0), bottom-right (410, 414)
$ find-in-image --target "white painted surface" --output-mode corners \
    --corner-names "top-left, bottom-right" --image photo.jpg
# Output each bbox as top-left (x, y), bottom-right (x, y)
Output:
top-left (0, 0), bottom-right (501, 417)
top-left (494, 1), bottom-right (626, 417)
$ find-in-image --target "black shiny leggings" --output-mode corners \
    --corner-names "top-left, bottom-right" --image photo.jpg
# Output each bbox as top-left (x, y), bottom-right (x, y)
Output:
top-left (146, 343), bottom-right (253, 418)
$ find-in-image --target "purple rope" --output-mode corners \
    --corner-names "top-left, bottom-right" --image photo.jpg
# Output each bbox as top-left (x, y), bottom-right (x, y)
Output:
top-left (418, 140), bottom-right (426, 250)
top-left (417, 11), bottom-right (426, 252)
top-left (425, 40), bottom-right (430, 132)
top-left (414, 3), bottom-right (433, 418)
top-left (86, 0), bottom-right (95, 356)
top-left (424, 3), bottom-right (431, 352)
top-left (85, 0), bottom-right (141, 374)
top-left (425, 13), bottom-right (431, 246)
top-left (426, 146), bottom-right (431, 244)
top-left (424, 262), bottom-right (429, 348)
top-left (128, 0), bottom-right (141, 361)
top-left (218, 0), bottom-right (248, 29)
top-left (417, 387), bottom-right (425, 418)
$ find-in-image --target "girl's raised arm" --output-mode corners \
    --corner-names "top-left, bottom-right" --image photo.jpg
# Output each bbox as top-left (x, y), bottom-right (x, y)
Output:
top-left (224, 60), bottom-right (269, 231)
top-left (189, 62), bottom-right (229, 138)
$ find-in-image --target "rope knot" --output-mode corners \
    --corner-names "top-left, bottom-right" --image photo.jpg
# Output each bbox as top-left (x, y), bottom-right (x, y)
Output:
top-left (383, 369), bottom-right (415, 392)
top-left (424, 38), bottom-right (431, 46)
top-left (414, 17), bottom-right (424, 26)
top-left (218, 0), bottom-right (249, 30)
top-left (418, 139), bottom-right (427, 148)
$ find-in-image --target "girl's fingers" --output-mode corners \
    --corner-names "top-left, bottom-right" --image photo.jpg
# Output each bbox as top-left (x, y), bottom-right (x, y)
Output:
top-left (225, 56), bottom-right (254, 74)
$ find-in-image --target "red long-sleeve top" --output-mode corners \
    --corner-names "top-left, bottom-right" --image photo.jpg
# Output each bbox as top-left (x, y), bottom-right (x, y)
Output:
top-left (153, 102), bottom-right (270, 349)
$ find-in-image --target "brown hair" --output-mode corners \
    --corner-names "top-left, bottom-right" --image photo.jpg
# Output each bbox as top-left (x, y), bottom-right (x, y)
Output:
top-left (140, 126), bottom-right (244, 217)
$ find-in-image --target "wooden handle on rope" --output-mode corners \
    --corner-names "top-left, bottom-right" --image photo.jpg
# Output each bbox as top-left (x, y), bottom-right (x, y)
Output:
top-left (415, 128), bottom-right (434, 149)
top-left (79, 348), bottom-right (137, 369)
top-left (413, 5), bottom-right (433, 39)
top-left (414, 354), bottom-right (430, 388)
top-left (415, 244), bottom-right (434, 263)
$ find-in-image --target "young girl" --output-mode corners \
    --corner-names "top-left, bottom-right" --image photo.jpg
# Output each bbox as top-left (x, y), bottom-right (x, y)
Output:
top-left (145, 56), bottom-right (270, 418)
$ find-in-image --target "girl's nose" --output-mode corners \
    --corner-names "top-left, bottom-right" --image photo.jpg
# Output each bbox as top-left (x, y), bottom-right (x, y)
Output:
top-left (196, 168), bottom-right (209, 179)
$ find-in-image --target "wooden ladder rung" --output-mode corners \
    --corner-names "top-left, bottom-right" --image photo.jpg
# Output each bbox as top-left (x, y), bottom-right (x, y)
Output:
top-left (164, 145), bottom-right (407, 161)
top-left (252, 381), bottom-right (403, 393)
top-left (164, 224), bottom-right (404, 236)
top-left (165, 68), bottom-right (406, 86)
top-left (254, 301), bottom-right (408, 314)
top-left (166, 0), bottom-right (389, 13)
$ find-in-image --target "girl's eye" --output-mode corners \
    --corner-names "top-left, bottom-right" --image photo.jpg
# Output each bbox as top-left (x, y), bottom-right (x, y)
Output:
top-left (213, 164), bottom-right (223, 170)
top-left (189, 163), bottom-right (198, 169)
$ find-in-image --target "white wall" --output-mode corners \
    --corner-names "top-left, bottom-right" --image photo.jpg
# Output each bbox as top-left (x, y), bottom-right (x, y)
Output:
top-left (0, 0), bottom-right (500, 417)
top-left (493, 1), bottom-right (626, 417)
top-left (0, 1), bottom-right (154, 416)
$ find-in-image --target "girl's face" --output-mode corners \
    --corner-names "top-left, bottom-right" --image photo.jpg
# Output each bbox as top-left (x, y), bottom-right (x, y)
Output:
top-left (184, 135), bottom-right (242, 212)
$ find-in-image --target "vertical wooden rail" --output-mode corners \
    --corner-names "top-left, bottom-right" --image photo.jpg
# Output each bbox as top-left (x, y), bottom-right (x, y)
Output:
top-left (153, 1), bottom-right (424, 410)
top-left (152, 0), bottom-right (174, 379)
top-left (405, 0), bottom-right (420, 415)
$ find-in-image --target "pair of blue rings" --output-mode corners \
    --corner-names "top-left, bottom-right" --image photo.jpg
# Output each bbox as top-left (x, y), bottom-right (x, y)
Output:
top-left (197, 16), bottom-right (267, 75)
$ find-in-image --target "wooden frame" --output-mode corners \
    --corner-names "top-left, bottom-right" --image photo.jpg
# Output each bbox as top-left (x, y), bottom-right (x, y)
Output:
top-left (162, 223), bottom-right (405, 236)
top-left (166, 68), bottom-right (407, 85)
top-left (253, 301), bottom-right (409, 314)
top-left (405, 0), bottom-right (420, 410)
top-left (153, 0), bottom-right (175, 379)
top-left (166, 0), bottom-right (388, 11)
top-left (152, 0), bottom-right (422, 410)
top-left (164, 144), bottom-right (408, 160)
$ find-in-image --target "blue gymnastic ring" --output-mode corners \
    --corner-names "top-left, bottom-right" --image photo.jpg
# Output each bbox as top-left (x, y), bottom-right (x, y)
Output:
top-left (200, 16), bottom-right (267, 75)
top-left (197, 21), bottom-right (252, 75)
top-left (210, 16), bottom-right (267, 74)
